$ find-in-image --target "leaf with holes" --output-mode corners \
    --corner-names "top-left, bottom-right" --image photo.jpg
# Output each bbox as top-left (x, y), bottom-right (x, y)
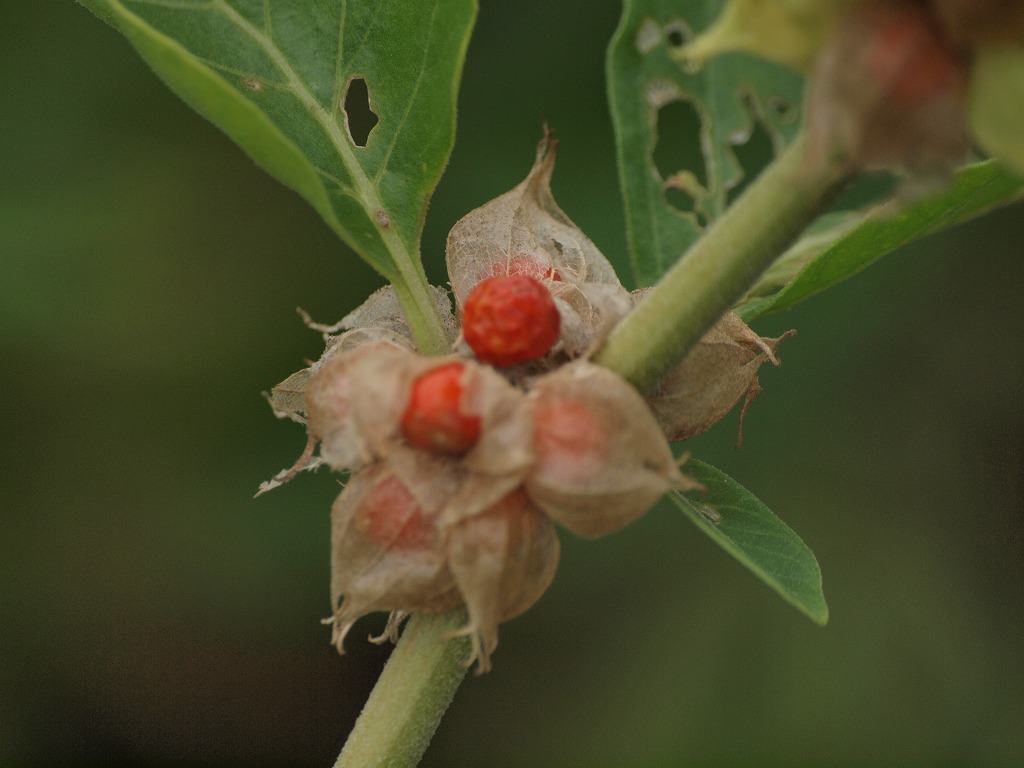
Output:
top-left (672, 459), bottom-right (828, 625)
top-left (607, 0), bottom-right (804, 286)
top-left (79, 0), bottom-right (476, 293)
top-left (735, 159), bottom-right (1024, 320)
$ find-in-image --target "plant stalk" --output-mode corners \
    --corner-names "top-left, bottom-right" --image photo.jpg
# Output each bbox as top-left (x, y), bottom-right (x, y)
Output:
top-left (594, 133), bottom-right (851, 392)
top-left (391, 258), bottom-right (452, 357)
top-left (333, 610), bottom-right (470, 768)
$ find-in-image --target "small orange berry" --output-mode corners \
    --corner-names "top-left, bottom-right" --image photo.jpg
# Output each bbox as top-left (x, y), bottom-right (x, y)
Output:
top-left (401, 362), bottom-right (482, 454)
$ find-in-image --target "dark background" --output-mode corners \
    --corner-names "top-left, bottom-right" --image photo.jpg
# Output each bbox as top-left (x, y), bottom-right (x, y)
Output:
top-left (2, 2), bottom-right (1022, 766)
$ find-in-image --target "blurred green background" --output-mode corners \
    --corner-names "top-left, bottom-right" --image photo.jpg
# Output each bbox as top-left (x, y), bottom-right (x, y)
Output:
top-left (3, 2), bottom-right (1023, 766)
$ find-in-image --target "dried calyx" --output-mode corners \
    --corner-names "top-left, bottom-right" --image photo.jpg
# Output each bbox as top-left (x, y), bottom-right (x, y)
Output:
top-left (262, 132), bottom-right (793, 671)
top-left (807, 1), bottom-right (972, 171)
top-left (446, 129), bottom-right (632, 362)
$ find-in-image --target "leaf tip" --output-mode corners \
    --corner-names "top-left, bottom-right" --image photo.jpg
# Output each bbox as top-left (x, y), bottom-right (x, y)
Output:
top-left (808, 598), bottom-right (829, 626)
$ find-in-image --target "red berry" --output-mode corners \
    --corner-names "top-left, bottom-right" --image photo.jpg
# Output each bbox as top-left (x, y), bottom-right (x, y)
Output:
top-left (462, 275), bottom-right (561, 367)
top-left (401, 362), bottom-right (482, 454)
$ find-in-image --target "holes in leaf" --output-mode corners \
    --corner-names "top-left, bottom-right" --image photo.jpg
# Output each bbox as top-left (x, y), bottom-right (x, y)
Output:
top-left (652, 99), bottom-right (707, 190)
top-left (768, 95), bottom-right (797, 123)
top-left (343, 76), bottom-right (378, 147)
top-left (663, 186), bottom-right (707, 227)
top-left (726, 112), bottom-right (775, 206)
top-left (664, 21), bottom-right (690, 49)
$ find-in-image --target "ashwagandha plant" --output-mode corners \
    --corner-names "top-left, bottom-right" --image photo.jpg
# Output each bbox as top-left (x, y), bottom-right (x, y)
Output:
top-left (79, 0), bottom-right (1024, 765)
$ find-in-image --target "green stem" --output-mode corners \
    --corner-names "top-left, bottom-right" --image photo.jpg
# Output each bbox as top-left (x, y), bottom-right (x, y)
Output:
top-left (391, 256), bottom-right (451, 357)
top-left (334, 610), bottom-right (470, 768)
top-left (594, 133), bottom-right (851, 392)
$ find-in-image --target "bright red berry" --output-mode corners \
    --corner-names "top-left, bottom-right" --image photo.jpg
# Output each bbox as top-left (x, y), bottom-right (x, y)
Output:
top-left (401, 362), bottom-right (482, 454)
top-left (462, 275), bottom-right (561, 367)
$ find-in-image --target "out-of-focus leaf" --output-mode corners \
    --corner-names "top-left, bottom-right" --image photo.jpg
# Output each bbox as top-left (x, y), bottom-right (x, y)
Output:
top-left (736, 160), bottom-right (1024, 320)
top-left (606, 0), bottom-right (804, 286)
top-left (672, 460), bottom-right (828, 625)
top-left (969, 46), bottom-right (1024, 176)
top-left (78, 0), bottom-right (476, 285)
top-left (680, 0), bottom-right (833, 73)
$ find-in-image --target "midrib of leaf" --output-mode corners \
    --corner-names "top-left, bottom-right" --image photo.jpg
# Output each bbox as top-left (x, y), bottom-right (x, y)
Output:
top-left (211, 0), bottom-right (418, 280)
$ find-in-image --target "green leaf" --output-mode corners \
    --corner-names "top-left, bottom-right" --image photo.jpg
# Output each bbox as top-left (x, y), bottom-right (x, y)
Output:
top-left (679, 0), bottom-right (832, 73)
top-left (606, 0), bottom-right (804, 286)
top-left (79, 0), bottom-right (476, 353)
top-left (672, 459), bottom-right (828, 625)
top-left (736, 160), bottom-right (1024, 321)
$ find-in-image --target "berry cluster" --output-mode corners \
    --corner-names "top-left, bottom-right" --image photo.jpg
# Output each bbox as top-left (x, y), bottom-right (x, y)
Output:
top-left (300, 326), bottom-right (684, 672)
top-left (263, 134), bottom-right (789, 671)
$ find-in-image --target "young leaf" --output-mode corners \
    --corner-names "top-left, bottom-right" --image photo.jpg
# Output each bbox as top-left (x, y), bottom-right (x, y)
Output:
top-left (78, 0), bottom-right (475, 292)
top-left (736, 160), bottom-right (1024, 320)
top-left (606, 0), bottom-right (804, 286)
top-left (672, 460), bottom-right (828, 625)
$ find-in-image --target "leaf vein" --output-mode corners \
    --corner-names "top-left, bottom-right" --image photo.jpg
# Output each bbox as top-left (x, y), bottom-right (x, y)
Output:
top-left (208, 0), bottom-right (393, 241)
top-left (374, 0), bottom-right (440, 183)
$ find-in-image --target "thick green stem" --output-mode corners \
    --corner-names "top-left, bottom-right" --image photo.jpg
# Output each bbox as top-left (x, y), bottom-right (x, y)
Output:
top-left (594, 133), bottom-right (851, 392)
top-left (334, 610), bottom-right (470, 768)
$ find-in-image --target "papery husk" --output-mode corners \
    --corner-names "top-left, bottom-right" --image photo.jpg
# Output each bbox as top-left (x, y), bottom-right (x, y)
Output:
top-left (525, 362), bottom-right (696, 539)
top-left (259, 299), bottom-right (424, 495)
top-left (445, 130), bottom-right (628, 358)
top-left (806, 2), bottom-right (971, 171)
top-left (304, 339), bottom-right (415, 472)
top-left (319, 326), bottom-right (416, 367)
top-left (933, 0), bottom-right (1024, 47)
top-left (643, 300), bottom-right (794, 442)
top-left (329, 464), bottom-right (561, 672)
top-left (387, 409), bottom-right (533, 530)
top-left (265, 286), bottom-right (429, 428)
top-left (308, 340), bottom-right (537, 516)
top-left (306, 284), bottom-right (458, 348)
top-left (445, 130), bottom-right (620, 305)
top-left (266, 368), bottom-right (312, 425)
top-left (327, 464), bottom-right (462, 652)
top-left (446, 489), bottom-right (560, 673)
top-left (266, 328), bottom-right (414, 427)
